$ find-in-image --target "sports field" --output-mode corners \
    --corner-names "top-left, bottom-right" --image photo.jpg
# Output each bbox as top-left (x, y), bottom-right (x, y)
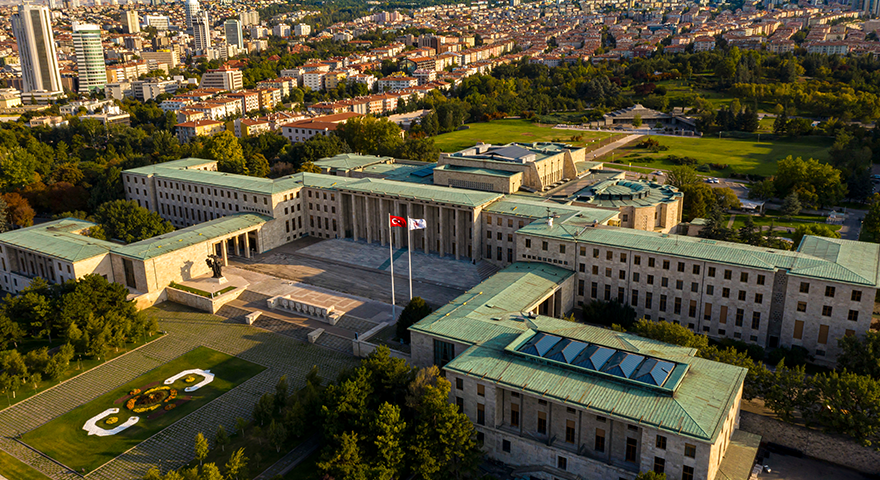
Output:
top-left (432, 119), bottom-right (612, 152)
top-left (612, 135), bottom-right (833, 177)
top-left (23, 347), bottom-right (264, 473)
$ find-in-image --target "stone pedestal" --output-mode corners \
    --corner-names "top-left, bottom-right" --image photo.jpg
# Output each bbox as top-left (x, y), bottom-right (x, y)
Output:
top-left (209, 276), bottom-right (228, 285)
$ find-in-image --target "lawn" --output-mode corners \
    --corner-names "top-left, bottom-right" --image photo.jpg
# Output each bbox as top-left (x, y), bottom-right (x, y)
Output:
top-left (725, 211), bottom-right (841, 239)
top-left (0, 449), bottom-right (50, 480)
top-left (609, 135), bottom-right (833, 177)
top-left (432, 119), bottom-right (612, 152)
top-left (23, 347), bottom-right (265, 473)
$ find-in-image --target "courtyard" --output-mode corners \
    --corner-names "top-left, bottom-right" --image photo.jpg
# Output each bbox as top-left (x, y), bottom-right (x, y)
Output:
top-left (0, 302), bottom-right (359, 480)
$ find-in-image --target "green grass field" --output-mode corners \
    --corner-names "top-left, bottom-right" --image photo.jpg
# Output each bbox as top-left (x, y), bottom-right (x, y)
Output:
top-left (611, 135), bottom-right (833, 177)
top-left (432, 119), bottom-right (611, 152)
top-left (0, 450), bottom-right (50, 480)
top-left (23, 347), bottom-right (265, 473)
top-left (726, 210), bottom-right (841, 239)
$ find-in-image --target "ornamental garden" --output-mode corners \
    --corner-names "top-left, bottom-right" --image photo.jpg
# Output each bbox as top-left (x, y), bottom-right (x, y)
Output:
top-left (22, 347), bottom-right (264, 473)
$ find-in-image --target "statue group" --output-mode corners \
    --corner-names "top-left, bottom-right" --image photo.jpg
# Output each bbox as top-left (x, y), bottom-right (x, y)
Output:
top-left (206, 254), bottom-right (223, 278)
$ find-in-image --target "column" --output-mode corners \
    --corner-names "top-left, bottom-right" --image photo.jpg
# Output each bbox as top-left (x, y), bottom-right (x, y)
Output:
top-left (471, 208), bottom-right (480, 262)
top-left (365, 196), bottom-right (373, 244)
top-left (351, 194), bottom-right (359, 241)
top-left (454, 209), bottom-right (460, 260)
top-left (244, 233), bottom-right (251, 258)
top-left (221, 239), bottom-right (228, 266)
top-left (234, 235), bottom-right (240, 256)
top-left (438, 206), bottom-right (445, 257)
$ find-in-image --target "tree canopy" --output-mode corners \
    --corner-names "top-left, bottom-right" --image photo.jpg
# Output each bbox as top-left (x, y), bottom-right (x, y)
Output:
top-left (93, 200), bottom-right (174, 243)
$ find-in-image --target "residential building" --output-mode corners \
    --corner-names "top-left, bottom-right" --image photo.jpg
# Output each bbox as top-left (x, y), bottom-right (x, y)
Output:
top-left (234, 118), bottom-right (270, 138)
top-left (145, 15), bottom-right (170, 30)
top-left (224, 19), bottom-right (244, 50)
top-left (193, 13), bottom-right (211, 54)
top-left (72, 23), bottom-right (108, 94)
top-left (11, 5), bottom-right (64, 101)
top-left (141, 50), bottom-right (180, 69)
top-left (295, 23), bottom-right (311, 37)
top-left (123, 10), bottom-right (140, 34)
top-left (199, 66), bottom-right (243, 91)
top-left (279, 112), bottom-right (362, 143)
top-left (239, 10), bottom-right (259, 27)
top-left (175, 119), bottom-right (224, 143)
top-left (273, 24), bottom-right (291, 37)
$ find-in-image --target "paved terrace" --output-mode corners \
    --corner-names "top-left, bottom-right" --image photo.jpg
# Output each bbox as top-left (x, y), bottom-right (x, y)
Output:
top-left (0, 303), bottom-right (358, 480)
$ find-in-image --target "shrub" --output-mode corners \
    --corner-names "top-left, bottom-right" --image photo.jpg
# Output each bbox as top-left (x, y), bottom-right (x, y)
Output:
top-left (709, 163), bottom-right (729, 170)
top-left (696, 164), bottom-right (711, 172)
top-left (106, 416), bottom-right (119, 425)
top-left (164, 403), bottom-right (176, 411)
top-left (129, 388), bottom-right (141, 396)
top-left (717, 338), bottom-right (765, 361)
top-left (666, 155), bottom-right (698, 166)
top-left (767, 345), bottom-right (811, 367)
top-left (396, 297), bottom-right (433, 343)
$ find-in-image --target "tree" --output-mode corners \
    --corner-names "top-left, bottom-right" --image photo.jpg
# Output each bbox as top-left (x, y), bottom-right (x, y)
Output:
top-left (791, 224), bottom-right (840, 247)
top-left (811, 370), bottom-right (880, 446)
top-left (194, 433), bottom-right (209, 466)
top-left (396, 297), bottom-right (433, 343)
top-left (775, 156), bottom-right (846, 208)
top-left (3, 193), bottom-right (34, 227)
top-left (317, 431), bottom-right (368, 480)
top-left (215, 424), bottom-right (229, 453)
top-left (781, 192), bottom-right (802, 219)
top-left (837, 331), bottom-right (880, 379)
top-left (225, 448), bottom-right (248, 480)
top-left (665, 165), bottom-right (699, 190)
top-left (235, 416), bottom-right (248, 436)
top-left (296, 161), bottom-right (322, 173)
top-left (254, 393), bottom-right (275, 426)
top-left (582, 300), bottom-right (637, 329)
top-left (371, 402), bottom-right (406, 479)
top-left (764, 360), bottom-right (815, 423)
top-left (863, 194), bottom-right (880, 243)
top-left (0, 146), bottom-right (38, 191)
top-left (629, 319), bottom-right (708, 349)
top-left (636, 472), bottom-right (666, 480)
top-left (204, 131), bottom-right (247, 174)
top-left (336, 116), bottom-right (404, 157)
top-left (246, 153), bottom-right (269, 178)
top-left (632, 114), bottom-right (642, 128)
top-left (748, 178), bottom-right (776, 200)
top-left (199, 463), bottom-right (223, 480)
top-left (144, 467), bottom-right (163, 480)
top-left (274, 375), bottom-right (289, 413)
top-left (94, 200), bottom-right (174, 243)
top-left (267, 419), bottom-right (288, 453)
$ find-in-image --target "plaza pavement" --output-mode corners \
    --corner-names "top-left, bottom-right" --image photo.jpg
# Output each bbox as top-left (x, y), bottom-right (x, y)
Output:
top-left (0, 302), bottom-right (358, 480)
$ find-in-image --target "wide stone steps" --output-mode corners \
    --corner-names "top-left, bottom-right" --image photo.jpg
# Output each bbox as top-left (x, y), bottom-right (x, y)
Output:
top-left (476, 260), bottom-right (500, 281)
top-left (313, 332), bottom-right (352, 354)
top-left (237, 289), bottom-right (272, 304)
top-left (335, 316), bottom-right (380, 334)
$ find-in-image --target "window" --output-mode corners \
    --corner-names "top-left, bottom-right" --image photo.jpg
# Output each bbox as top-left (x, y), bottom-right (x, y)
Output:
top-left (477, 384), bottom-right (485, 396)
top-left (752, 312), bottom-right (761, 329)
top-left (645, 292), bottom-right (653, 309)
top-left (565, 420), bottom-right (576, 443)
top-left (825, 286), bottom-right (836, 297)
top-left (605, 285), bottom-right (611, 301)
top-left (625, 438), bottom-right (637, 463)
top-left (846, 329), bottom-right (856, 337)
top-left (691, 282), bottom-right (698, 293)
top-left (849, 310), bottom-right (860, 322)
top-left (654, 457), bottom-right (665, 474)
top-left (649, 257), bottom-right (655, 267)
top-left (662, 260), bottom-right (670, 270)
top-left (677, 262), bottom-right (685, 272)
top-left (122, 259), bottom-right (136, 289)
top-left (757, 275), bottom-right (766, 285)
top-left (510, 403), bottom-right (519, 427)
top-left (557, 456), bottom-right (567, 471)
top-left (593, 248), bottom-right (599, 258)
top-left (632, 290), bottom-right (639, 307)
top-left (662, 277), bottom-right (669, 288)
top-left (647, 275), bottom-right (654, 285)
top-left (456, 378), bottom-right (463, 390)
top-left (655, 435), bottom-right (666, 449)
top-left (634, 272), bottom-right (640, 282)
top-left (618, 287), bottom-right (625, 303)
top-left (708, 267), bottom-right (716, 277)
top-left (800, 282), bottom-right (810, 293)
top-left (853, 290), bottom-right (863, 302)
top-left (606, 268), bottom-right (612, 278)
top-left (797, 301), bottom-right (807, 312)
top-left (706, 285), bottom-right (714, 295)
top-left (660, 295), bottom-right (667, 311)
top-left (455, 397), bottom-right (463, 412)
top-left (591, 282), bottom-right (597, 298)
top-left (822, 305), bottom-right (833, 317)
top-left (560, 244), bottom-right (565, 254)
top-left (674, 297), bottom-right (682, 315)
top-left (693, 265), bottom-right (700, 275)
top-left (741, 272), bottom-right (748, 282)
top-left (537, 411), bottom-right (547, 435)
top-left (735, 309), bottom-right (744, 327)
top-left (607, 251), bottom-right (613, 260)
top-left (738, 290), bottom-right (746, 301)
top-left (755, 293), bottom-right (763, 304)
top-left (620, 253), bottom-right (627, 262)
top-left (684, 443), bottom-right (696, 458)
top-left (477, 403), bottom-right (485, 425)
top-left (683, 465), bottom-right (695, 480)
top-left (525, 239), bottom-right (531, 248)
top-left (634, 255), bottom-right (641, 265)
top-left (793, 320), bottom-right (804, 340)
top-left (619, 270), bottom-right (626, 280)
top-left (502, 440), bottom-right (511, 453)
top-left (722, 287), bottom-right (730, 298)
top-left (433, 340), bottom-right (455, 367)
top-left (675, 280), bottom-right (683, 290)
top-left (542, 241), bottom-right (548, 251)
top-left (595, 428), bottom-right (605, 452)
top-left (724, 269), bottom-right (732, 280)
top-left (592, 265), bottom-right (599, 275)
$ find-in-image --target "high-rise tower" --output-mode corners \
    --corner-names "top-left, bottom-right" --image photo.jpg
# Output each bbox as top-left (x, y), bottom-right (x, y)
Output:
top-left (224, 19), bottom-right (243, 50)
top-left (193, 12), bottom-right (211, 53)
top-left (11, 5), bottom-right (64, 99)
top-left (72, 22), bottom-right (108, 93)
top-left (184, 0), bottom-right (200, 32)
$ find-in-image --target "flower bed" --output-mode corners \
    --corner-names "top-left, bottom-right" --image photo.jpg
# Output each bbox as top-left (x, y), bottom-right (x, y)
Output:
top-left (129, 389), bottom-right (141, 396)
top-left (126, 386), bottom-right (175, 413)
top-left (105, 417), bottom-right (118, 426)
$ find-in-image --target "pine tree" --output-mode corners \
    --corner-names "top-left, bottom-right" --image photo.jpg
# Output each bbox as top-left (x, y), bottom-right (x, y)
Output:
top-left (396, 297), bottom-right (433, 343)
top-left (317, 431), bottom-right (368, 480)
top-left (371, 403), bottom-right (405, 478)
top-left (274, 375), bottom-right (289, 413)
top-left (781, 192), bottom-right (802, 219)
top-left (199, 463), bottom-right (223, 480)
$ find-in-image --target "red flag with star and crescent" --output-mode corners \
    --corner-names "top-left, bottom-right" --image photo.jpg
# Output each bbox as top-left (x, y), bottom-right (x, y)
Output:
top-left (389, 215), bottom-right (406, 227)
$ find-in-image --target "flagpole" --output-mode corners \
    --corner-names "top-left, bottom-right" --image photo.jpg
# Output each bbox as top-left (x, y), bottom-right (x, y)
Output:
top-left (389, 213), bottom-right (395, 323)
top-left (407, 218), bottom-right (413, 301)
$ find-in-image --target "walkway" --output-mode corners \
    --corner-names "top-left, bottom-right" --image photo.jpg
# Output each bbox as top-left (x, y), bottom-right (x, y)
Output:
top-left (0, 303), bottom-right (358, 479)
top-left (727, 214), bottom-right (736, 229)
top-left (582, 134), bottom-right (642, 162)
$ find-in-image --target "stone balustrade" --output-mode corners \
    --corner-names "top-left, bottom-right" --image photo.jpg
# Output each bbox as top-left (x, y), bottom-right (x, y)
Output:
top-left (267, 295), bottom-right (342, 325)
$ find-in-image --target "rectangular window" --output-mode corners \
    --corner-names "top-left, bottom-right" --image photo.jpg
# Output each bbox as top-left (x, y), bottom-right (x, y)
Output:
top-left (557, 456), bottom-right (567, 471)
top-left (757, 274), bottom-right (766, 285)
top-left (689, 300), bottom-right (697, 318)
top-left (683, 465), bottom-right (694, 480)
top-left (755, 293), bottom-right (763, 304)
top-left (645, 292), bottom-right (653, 309)
top-left (634, 255), bottom-right (641, 265)
top-left (593, 248), bottom-right (599, 258)
top-left (793, 320), bottom-right (804, 340)
top-left (849, 310), bottom-right (860, 322)
top-left (525, 239), bottom-right (531, 248)
top-left (618, 287), bottom-right (625, 303)
top-left (738, 290), bottom-right (746, 301)
top-left (720, 305), bottom-right (728, 324)
top-left (693, 264), bottom-right (700, 275)
top-left (741, 272), bottom-right (749, 282)
top-left (620, 253), bottom-right (627, 262)
top-left (605, 285), bottom-right (611, 301)
top-left (724, 269), bottom-right (732, 280)
top-left (706, 285), bottom-right (714, 295)
top-left (822, 305), bottom-right (833, 317)
top-left (649, 257), bottom-right (655, 267)
top-left (619, 270), bottom-right (626, 280)
top-left (592, 265), bottom-right (599, 275)
top-left (676, 279), bottom-right (683, 290)
top-left (456, 378), bottom-right (463, 390)
top-left (704, 303), bottom-right (712, 321)
top-left (660, 295), bottom-right (667, 311)
top-left (735, 309), bottom-right (744, 327)
top-left (826, 286), bottom-right (836, 297)
top-left (647, 275), bottom-right (654, 285)
top-left (502, 440), bottom-right (510, 453)
top-left (752, 312), bottom-right (761, 329)
top-left (537, 411), bottom-right (547, 435)
top-left (677, 262), bottom-right (685, 272)
top-left (654, 457), bottom-right (665, 474)
top-left (691, 282), bottom-right (698, 293)
top-left (477, 384), bottom-right (485, 396)
top-left (674, 297), bottom-right (682, 315)
top-left (591, 282), bottom-right (598, 298)
top-left (433, 339), bottom-right (455, 367)
top-left (656, 435), bottom-right (666, 449)
top-left (818, 325), bottom-right (829, 345)
top-left (477, 403), bottom-right (485, 425)
top-left (634, 272), bottom-right (640, 282)
top-left (455, 397), bottom-right (463, 412)
top-left (542, 241), bottom-right (548, 251)
top-left (708, 267), bottom-right (716, 277)
top-left (684, 443), bottom-right (696, 458)
top-left (595, 429), bottom-right (605, 452)
top-left (510, 403), bottom-right (520, 427)
top-left (122, 259), bottom-right (136, 289)
top-left (625, 437), bottom-right (637, 463)
top-left (559, 244), bottom-right (565, 254)
top-left (632, 290), bottom-right (639, 307)
top-left (662, 260), bottom-right (670, 270)
top-left (565, 420), bottom-right (576, 443)
top-left (800, 282), bottom-right (810, 293)
top-left (722, 287), bottom-right (730, 298)
top-left (607, 251), bottom-right (613, 260)
top-left (797, 301), bottom-right (807, 312)
top-left (853, 290), bottom-right (863, 302)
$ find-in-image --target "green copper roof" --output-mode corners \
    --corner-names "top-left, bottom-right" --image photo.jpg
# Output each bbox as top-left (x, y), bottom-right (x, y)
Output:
top-left (314, 153), bottom-right (395, 171)
top-left (519, 222), bottom-right (880, 287)
top-left (412, 262), bottom-right (747, 443)
top-left (113, 213), bottom-right (270, 260)
top-left (434, 164), bottom-right (520, 178)
top-left (485, 198), bottom-right (618, 224)
top-left (572, 178), bottom-right (683, 208)
top-left (337, 177), bottom-right (503, 208)
top-left (0, 219), bottom-right (118, 262)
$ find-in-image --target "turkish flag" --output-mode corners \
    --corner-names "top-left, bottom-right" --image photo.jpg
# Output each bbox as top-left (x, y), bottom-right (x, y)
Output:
top-left (389, 215), bottom-right (406, 227)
